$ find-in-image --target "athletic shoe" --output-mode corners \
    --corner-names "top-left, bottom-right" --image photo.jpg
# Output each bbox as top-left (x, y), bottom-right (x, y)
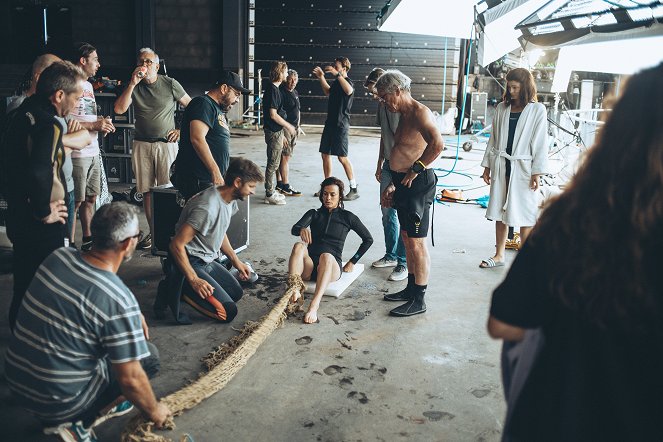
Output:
top-left (264, 193), bottom-right (286, 205)
top-left (92, 401), bottom-right (134, 427)
top-left (136, 232), bottom-right (152, 250)
top-left (278, 184), bottom-right (302, 197)
top-left (388, 264), bottom-right (408, 281)
top-left (372, 256), bottom-right (398, 268)
top-left (80, 240), bottom-right (93, 252)
top-left (43, 421), bottom-right (97, 442)
top-left (345, 187), bottom-right (360, 201)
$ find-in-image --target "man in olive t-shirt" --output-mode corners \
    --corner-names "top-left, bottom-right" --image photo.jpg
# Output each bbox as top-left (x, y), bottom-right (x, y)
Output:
top-left (114, 47), bottom-right (191, 249)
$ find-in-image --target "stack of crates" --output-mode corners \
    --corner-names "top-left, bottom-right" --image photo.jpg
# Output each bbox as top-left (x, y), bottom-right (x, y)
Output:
top-left (97, 92), bottom-right (135, 185)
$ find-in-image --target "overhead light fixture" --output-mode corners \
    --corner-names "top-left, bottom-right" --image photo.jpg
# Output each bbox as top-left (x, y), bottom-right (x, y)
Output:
top-left (377, 0), bottom-right (476, 39)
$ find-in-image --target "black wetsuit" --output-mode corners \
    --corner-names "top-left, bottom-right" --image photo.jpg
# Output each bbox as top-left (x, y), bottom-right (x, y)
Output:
top-left (391, 169), bottom-right (437, 238)
top-left (291, 206), bottom-right (373, 277)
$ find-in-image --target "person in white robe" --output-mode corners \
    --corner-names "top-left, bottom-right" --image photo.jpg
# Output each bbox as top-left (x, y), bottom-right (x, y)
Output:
top-left (480, 68), bottom-right (548, 268)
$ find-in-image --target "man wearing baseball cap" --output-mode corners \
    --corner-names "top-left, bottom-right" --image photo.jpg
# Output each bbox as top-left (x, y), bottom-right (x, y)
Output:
top-left (174, 70), bottom-right (250, 200)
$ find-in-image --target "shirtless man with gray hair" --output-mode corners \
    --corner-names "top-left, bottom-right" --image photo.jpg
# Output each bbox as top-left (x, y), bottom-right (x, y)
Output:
top-left (375, 70), bottom-right (444, 317)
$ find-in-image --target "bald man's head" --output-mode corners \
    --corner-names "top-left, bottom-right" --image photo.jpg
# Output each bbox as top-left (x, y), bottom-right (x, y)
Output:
top-left (29, 54), bottom-right (62, 95)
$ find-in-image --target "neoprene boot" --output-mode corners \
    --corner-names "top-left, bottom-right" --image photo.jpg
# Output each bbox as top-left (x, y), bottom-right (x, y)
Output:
top-left (389, 288), bottom-right (426, 317)
top-left (384, 274), bottom-right (414, 301)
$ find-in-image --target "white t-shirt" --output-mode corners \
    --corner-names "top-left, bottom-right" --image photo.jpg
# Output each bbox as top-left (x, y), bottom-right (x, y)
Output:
top-left (68, 81), bottom-right (99, 158)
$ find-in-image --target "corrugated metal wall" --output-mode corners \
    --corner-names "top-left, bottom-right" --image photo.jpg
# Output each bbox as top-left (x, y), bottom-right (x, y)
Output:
top-left (253, 0), bottom-right (460, 126)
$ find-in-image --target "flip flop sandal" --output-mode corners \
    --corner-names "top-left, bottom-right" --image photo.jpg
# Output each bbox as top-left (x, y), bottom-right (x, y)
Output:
top-left (480, 257), bottom-right (505, 268)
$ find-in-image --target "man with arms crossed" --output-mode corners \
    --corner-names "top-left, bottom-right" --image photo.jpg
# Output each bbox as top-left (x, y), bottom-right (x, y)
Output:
top-left (376, 70), bottom-right (444, 317)
top-left (70, 42), bottom-right (116, 251)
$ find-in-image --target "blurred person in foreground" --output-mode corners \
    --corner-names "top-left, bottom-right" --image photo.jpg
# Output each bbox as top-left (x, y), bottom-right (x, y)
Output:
top-left (487, 61), bottom-right (663, 441)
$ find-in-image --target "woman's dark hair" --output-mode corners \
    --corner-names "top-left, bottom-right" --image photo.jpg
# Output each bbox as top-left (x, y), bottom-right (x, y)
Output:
top-left (318, 177), bottom-right (345, 209)
top-left (503, 68), bottom-right (538, 105)
top-left (529, 61), bottom-right (663, 332)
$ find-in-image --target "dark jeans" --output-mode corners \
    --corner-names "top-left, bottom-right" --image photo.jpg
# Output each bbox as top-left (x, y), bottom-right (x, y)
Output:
top-left (175, 173), bottom-right (213, 201)
top-left (9, 234), bottom-right (66, 330)
top-left (59, 342), bottom-right (161, 427)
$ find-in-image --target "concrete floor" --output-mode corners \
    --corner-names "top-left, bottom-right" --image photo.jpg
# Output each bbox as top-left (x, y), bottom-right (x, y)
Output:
top-left (0, 127), bottom-right (514, 441)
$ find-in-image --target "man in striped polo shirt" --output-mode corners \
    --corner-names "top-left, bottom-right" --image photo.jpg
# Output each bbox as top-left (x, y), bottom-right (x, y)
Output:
top-left (5, 202), bottom-right (170, 441)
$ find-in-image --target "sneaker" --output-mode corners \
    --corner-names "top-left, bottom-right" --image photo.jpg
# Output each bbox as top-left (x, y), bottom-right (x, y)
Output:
top-left (92, 400), bottom-right (134, 427)
top-left (278, 184), bottom-right (302, 197)
top-left (44, 421), bottom-right (97, 442)
top-left (136, 232), bottom-right (152, 250)
top-left (345, 187), bottom-right (359, 201)
top-left (264, 193), bottom-right (286, 205)
top-left (388, 264), bottom-right (408, 281)
top-left (80, 240), bottom-right (92, 252)
top-left (372, 256), bottom-right (398, 268)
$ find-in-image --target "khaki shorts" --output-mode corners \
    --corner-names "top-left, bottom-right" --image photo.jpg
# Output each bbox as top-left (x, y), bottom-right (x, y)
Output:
top-left (71, 155), bottom-right (101, 201)
top-left (282, 130), bottom-right (297, 156)
top-left (132, 140), bottom-right (178, 193)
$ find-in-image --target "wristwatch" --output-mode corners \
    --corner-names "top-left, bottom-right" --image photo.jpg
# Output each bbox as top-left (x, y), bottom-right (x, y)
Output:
top-left (410, 160), bottom-right (426, 174)
top-left (335, 72), bottom-right (341, 78)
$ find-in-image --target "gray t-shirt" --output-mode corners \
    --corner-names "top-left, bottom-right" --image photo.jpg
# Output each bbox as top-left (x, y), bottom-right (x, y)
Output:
top-left (131, 75), bottom-right (186, 139)
top-left (376, 104), bottom-right (400, 161)
top-left (175, 186), bottom-right (238, 262)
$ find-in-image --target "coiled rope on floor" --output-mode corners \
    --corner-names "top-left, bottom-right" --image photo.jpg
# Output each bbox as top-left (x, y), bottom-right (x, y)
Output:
top-left (121, 292), bottom-right (293, 442)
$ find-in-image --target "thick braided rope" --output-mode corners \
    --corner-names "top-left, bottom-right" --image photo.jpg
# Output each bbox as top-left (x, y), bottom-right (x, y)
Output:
top-left (121, 292), bottom-right (292, 442)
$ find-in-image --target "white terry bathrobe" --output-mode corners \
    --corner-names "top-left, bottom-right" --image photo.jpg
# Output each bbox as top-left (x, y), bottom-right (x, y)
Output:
top-left (481, 101), bottom-right (549, 227)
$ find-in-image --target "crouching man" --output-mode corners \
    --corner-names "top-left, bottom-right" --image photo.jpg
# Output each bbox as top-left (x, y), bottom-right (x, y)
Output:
top-left (286, 177), bottom-right (373, 324)
top-left (158, 157), bottom-right (264, 324)
top-left (5, 202), bottom-right (170, 440)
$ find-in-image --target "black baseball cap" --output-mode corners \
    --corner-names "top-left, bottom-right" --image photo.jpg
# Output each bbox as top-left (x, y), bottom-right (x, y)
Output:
top-left (215, 70), bottom-right (251, 94)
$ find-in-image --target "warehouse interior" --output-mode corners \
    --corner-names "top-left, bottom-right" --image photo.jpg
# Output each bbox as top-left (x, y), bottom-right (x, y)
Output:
top-left (1, 0), bottom-right (662, 440)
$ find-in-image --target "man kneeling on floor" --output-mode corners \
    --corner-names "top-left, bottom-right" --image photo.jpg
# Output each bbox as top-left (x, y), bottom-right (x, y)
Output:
top-left (5, 202), bottom-right (170, 442)
top-left (159, 157), bottom-right (264, 324)
top-left (286, 177), bottom-right (373, 324)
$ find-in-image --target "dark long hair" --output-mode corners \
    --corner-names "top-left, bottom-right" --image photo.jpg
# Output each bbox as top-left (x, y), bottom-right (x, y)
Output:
top-left (318, 177), bottom-right (345, 209)
top-left (529, 62), bottom-right (663, 331)
top-left (503, 68), bottom-right (537, 105)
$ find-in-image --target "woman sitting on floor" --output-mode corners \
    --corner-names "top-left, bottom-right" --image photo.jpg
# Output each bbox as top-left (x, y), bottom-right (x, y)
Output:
top-left (286, 177), bottom-right (373, 324)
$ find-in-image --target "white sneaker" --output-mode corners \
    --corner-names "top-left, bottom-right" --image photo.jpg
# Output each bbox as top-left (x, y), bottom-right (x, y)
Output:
top-left (372, 256), bottom-right (398, 268)
top-left (265, 193), bottom-right (286, 205)
top-left (388, 264), bottom-right (408, 281)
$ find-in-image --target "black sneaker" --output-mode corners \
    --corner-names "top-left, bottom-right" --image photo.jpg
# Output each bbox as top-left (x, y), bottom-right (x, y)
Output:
top-left (278, 184), bottom-right (302, 197)
top-left (345, 187), bottom-right (359, 201)
top-left (80, 240), bottom-right (93, 252)
top-left (136, 232), bottom-right (152, 250)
